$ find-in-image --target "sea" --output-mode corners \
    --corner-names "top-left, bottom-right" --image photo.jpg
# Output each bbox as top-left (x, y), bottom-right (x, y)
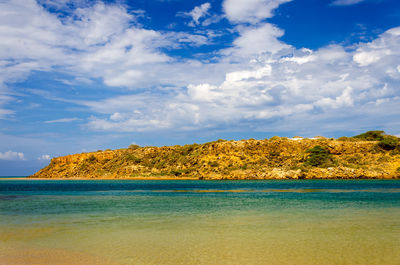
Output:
top-left (0, 178), bottom-right (399, 265)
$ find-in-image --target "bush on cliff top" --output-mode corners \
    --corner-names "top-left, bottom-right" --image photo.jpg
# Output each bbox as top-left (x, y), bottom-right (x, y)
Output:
top-left (353, 131), bottom-right (385, 141)
top-left (352, 131), bottom-right (400, 151)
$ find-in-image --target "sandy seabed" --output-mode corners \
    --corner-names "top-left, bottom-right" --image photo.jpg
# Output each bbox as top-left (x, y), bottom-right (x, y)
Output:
top-left (0, 247), bottom-right (116, 265)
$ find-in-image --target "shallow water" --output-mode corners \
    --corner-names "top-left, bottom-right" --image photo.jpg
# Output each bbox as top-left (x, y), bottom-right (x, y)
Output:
top-left (1, 179), bottom-right (399, 264)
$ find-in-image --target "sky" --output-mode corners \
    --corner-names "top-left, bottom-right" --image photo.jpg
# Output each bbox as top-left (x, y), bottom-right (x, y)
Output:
top-left (0, 0), bottom-right (400, 175)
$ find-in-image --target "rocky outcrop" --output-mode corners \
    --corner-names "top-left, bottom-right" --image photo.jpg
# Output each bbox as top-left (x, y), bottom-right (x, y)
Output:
top-left (30, 137), bottom-right (400, 179)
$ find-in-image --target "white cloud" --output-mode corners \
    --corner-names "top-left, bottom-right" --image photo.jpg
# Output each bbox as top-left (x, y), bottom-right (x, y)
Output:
top-left (80, 26), bottom-right (400, 133)
top-left (187, 83), bottom-right (220, 102)
top-left (164, 32), bottom-right (209, 47)
top-left (72, 3), bottom-right (134, 46)
top-left (202, 15), bottom-right (222, 27)
top-left (38, 154), bottom-right (51, 161)
top-left (226, 23), bottom-right (290, 56)
top-left (225, 65), bottom-right (272, 82)
top-left (110, 112), bottom-right (125, 121)
top-left (38, 0), bottom-right (90, 10)
top-left (315, 86), bottom-right (354, 109)
top-left (0, 0), bottom-right (212, 92)
top-left (88, 114), bottom-right (172, 132)
top-left (353, 49), bottom-right (392, 66)
top-left (223, 0), bottom-right (291, 24)
top-left (44, 118), bottom-right (81, 124)
top-left (0, 150), bottom-right (25, 160)
top-left (1, 0), bottom-right (400, 137)
top-left (184, 2), bottom-right (211, 26)
top-left (0, 0), bottom-right (67, 70)
top-left (331, 0), bottom-right (365, 6)
top-left (103, 70), bottom-right (144, 87)
top-left (387, 27), bottom-right (400, 36)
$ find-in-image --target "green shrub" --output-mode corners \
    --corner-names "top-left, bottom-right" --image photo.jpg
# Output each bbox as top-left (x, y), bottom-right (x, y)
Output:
top-left (377, 136), bottom-right (399, 151)
top-left (377, 156), bottom-right (390, 162)
top-left (128, 144), bottom-right (140, 150)
top-left (389, 148), bottom-right (400, 156)
top-left (353, 131), bottom-right (385, 141)
top-left (124, 154), bottom-right (142, 163)
top-left (304, 146), bottom-right (333, 167)
top-left (178, 144), bottom-right (197, 155)
top-left (170, 170), bottom-right (182, 176)
top-left (346, 154), bottom-right (362, 164)
top-left (86, 154), bottom-right (97, 162)
top-left (170, 169), bottom-right (194, 176)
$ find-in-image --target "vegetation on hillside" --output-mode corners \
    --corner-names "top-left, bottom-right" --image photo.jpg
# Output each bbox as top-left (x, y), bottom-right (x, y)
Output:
top-left (304, 146), bottom-right (335, 167)
top-left (30, 131), bottom-right (400, 180)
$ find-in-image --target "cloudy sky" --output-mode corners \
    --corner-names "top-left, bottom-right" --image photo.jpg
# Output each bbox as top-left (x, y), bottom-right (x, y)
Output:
top-left (0, 0), bottom-right (399, 175)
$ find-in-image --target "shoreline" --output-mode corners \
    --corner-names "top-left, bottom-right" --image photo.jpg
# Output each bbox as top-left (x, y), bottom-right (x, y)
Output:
top-left (1, 177), bottom-right (398, 181)
top-left (1, 176), bottom-right (200, 180)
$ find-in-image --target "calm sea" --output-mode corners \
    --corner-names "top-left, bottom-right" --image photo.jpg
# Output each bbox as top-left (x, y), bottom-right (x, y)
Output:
top-left (1, 179), bottom-right (399, 265)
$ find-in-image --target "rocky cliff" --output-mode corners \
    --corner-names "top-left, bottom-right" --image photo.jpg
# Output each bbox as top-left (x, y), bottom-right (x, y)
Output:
top-left (30, 134), bottom-right (400, 179)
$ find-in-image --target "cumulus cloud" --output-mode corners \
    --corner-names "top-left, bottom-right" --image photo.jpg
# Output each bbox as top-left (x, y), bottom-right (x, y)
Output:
top-left (0, 151), bottom-right (25, 160)
top-left (81, 26), bottom-right (400, 134)
top-left (225, 23), bottom-right (290, 57)
top-left (352, 28), bottom-right (400, 68)
top-left (223, 0), bottom-right (292, 24)
top-left (0, 0), bottom-right (213, 93)
top-left (1, 0), bottom-right (400, 137)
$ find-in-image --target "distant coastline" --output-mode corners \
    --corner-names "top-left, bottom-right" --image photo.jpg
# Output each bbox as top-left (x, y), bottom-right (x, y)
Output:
top-left (30, 131), bottom-right (400, 180)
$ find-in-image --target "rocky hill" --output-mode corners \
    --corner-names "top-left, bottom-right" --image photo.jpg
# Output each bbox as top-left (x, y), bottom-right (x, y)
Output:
top-left (30, 131), bottom-right (400, 179)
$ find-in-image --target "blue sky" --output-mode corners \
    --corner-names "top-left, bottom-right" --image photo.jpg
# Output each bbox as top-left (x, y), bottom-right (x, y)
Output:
top-left (0, 0), bottom-right (400, 175)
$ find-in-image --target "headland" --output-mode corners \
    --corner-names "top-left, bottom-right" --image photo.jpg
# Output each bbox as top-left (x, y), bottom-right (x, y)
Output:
top-left (30, 131), bottom-right (400, 180)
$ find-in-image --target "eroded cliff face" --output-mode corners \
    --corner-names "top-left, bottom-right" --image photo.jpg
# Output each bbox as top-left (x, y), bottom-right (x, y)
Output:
top-left (30, 138), bottom-right (400, 179)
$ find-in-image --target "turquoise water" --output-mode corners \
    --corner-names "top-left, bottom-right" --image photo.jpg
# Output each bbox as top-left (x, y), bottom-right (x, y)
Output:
top-left (1, 179), bottom-right (400, 264)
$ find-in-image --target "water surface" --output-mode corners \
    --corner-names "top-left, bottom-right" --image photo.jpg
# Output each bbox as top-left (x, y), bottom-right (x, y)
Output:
top-left (1, 179), bottom-right (399, 264)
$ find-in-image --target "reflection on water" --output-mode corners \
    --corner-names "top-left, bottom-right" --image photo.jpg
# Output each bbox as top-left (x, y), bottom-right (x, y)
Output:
top-left (1, 179), bottom-right (399, 265)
